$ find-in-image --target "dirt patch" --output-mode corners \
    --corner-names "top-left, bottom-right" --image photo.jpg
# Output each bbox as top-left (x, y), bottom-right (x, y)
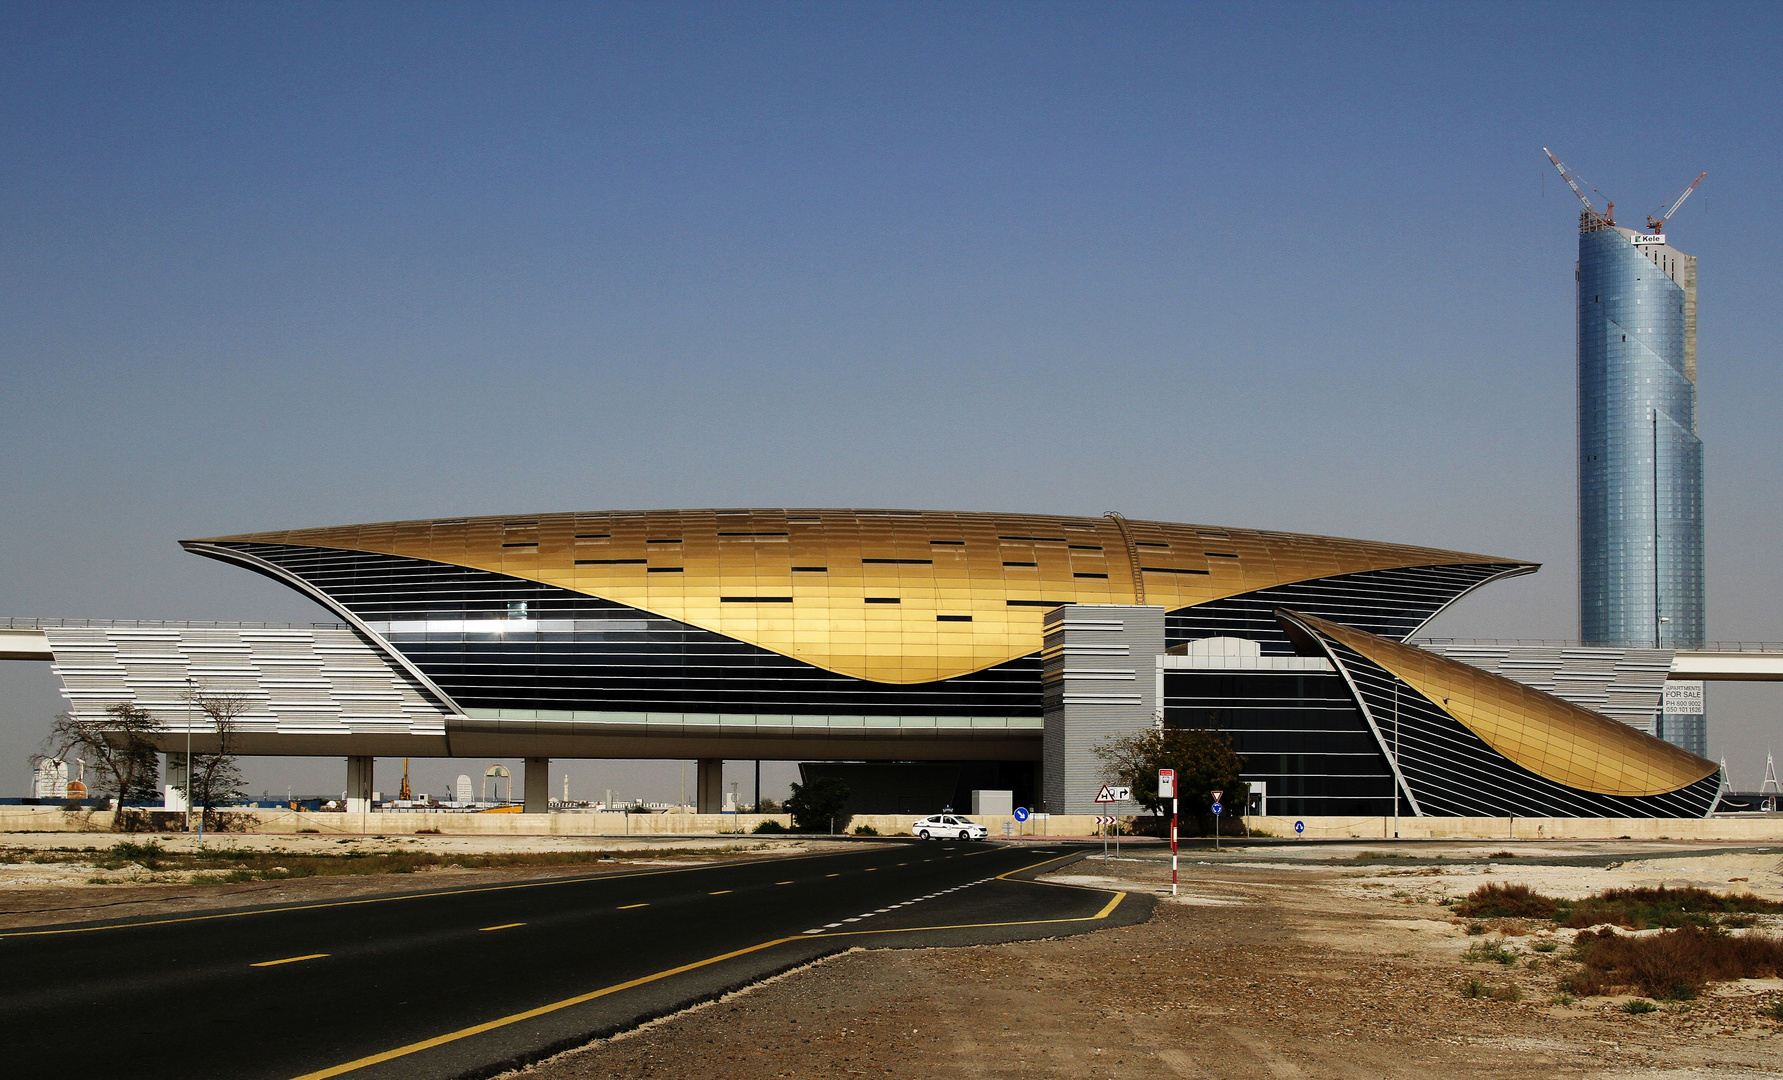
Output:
top-left (506, 849), bottom-right (1783, 1079)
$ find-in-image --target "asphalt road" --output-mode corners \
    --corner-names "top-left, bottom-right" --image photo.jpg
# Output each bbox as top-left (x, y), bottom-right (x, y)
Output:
top-left (4, 841), bottom-right (1146, 1080)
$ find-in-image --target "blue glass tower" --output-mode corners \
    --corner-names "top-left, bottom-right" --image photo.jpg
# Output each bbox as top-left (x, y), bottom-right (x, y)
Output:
top-left (1576, 211), bottom-right (1706, 755)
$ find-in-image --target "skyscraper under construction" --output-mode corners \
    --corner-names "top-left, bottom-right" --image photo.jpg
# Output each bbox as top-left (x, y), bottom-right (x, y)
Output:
top-left (1548, 149), bottom-right (1708, 755)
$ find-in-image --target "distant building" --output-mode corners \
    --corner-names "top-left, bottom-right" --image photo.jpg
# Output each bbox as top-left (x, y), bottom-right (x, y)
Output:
top-left (33, 758), bottom-right (68, 799)
top-left (1575, 209), bottom-right (1707, 755)
top-left (19, 508), bottom-right (1724, 817)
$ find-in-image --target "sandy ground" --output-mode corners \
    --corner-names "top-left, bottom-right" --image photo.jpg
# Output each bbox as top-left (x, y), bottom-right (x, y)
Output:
top-left (0, 832), bottom-right (856, 929)
top-left (506, 841), bottom-right (1783, 1079)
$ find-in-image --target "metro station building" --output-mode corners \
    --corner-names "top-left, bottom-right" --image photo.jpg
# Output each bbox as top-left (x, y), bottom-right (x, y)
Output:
top-left (21, 508), bottom-right (1724, 817)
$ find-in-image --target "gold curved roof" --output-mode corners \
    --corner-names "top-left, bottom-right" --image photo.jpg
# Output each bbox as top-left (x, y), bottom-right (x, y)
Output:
top-left (192, 509), bottom-right (1530, 685)
top-left (1285, 611), bottom-right (1717, 796)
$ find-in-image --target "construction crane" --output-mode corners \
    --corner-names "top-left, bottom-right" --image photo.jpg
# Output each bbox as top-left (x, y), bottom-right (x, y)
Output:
top-left (1647, 171), bottom-right (1707, 233)
top-left (1544, 147), bottom-right (1614, 226)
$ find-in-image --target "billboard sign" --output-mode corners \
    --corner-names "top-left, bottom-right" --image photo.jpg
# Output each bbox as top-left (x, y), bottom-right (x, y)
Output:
top-left (1663, 681), bottom-right (1705, 715)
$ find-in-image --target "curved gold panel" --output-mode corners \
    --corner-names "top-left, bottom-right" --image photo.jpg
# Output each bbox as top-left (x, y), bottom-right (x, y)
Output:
top-left (192, 509), bottom-right (1529, 685)
top-left (1288, 612), bottom-right (1717, 796)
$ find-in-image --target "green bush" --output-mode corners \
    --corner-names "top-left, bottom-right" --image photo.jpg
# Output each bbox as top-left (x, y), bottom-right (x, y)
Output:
top-left (1461, 939), bottom-right (1518, 966)
top-left (751, 819), bottom-right (788, 834)
top-left (1621, 999), bottom-right (1658, 1015)
top-left (852, 824), bottom-right (879, 836)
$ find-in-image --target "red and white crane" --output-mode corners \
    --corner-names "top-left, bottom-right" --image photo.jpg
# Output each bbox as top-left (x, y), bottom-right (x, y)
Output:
top-left (1544, 146), bottom-right (1614, 226)
top-left (1647, 172), bottom-right (1707, 234)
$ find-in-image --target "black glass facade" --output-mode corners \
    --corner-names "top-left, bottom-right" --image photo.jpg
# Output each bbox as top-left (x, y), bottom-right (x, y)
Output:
top-left (1166, 564), bottom-right (1518, 655)
top-left (1164, 668), bottom-right (1394, 817)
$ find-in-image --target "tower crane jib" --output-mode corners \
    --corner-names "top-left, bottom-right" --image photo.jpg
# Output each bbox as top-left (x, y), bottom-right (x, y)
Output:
top-left (1648, 172), bottom-right (1707, 234)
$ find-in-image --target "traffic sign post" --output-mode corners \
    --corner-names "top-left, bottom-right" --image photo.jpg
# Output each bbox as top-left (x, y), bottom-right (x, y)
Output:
top-left (1211, 789), bottom-right (1223, 852)
top-left (1094, 785), bottom-right (1129, 865)
top-left (1159, 769), bottom-right (1177, 896)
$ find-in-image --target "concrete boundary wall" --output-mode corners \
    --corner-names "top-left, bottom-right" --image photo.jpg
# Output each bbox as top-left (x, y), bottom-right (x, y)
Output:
top-left (0, 808), bottom-right (1112, 838)
top-left (22, 808), bottom-right (1780, 840)
top-left (1246, 815), bottom-right (1783, 841)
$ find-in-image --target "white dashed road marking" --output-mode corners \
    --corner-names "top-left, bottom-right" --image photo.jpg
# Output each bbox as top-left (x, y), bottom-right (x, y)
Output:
top-left (803, 876), bottom-right (1000, 934)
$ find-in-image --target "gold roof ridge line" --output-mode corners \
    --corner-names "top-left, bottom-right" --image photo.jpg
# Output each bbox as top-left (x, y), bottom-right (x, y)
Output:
top-left (185, 508), bottom-right (1536, 566)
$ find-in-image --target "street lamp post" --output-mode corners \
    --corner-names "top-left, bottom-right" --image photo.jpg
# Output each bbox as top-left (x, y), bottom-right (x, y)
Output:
top-left (185, 676), bottom-right (193, 835)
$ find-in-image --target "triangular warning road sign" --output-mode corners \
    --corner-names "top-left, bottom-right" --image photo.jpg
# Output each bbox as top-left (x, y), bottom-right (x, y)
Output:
top-left (1094, 784), bottom-right (1116, 803)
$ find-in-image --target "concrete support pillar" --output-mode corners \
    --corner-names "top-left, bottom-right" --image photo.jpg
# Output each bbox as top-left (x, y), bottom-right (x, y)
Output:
top-left (696, 758), bottom-right (724, 813)
top-left (346, 755), bottom-right (374, 815)
top-left (524, 756), bottom-right (550, 814)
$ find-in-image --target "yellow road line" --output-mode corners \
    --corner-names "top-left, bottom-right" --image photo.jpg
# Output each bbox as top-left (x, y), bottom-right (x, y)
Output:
top-left (825, 873), bottom-right (839, 878)
top-left (708, 890), bottom-right (732, 895)
top-left (775, 881), bottom-right (794, 885)
top-left (287, 936), bottom-right (801, 1079)
top-left (618, 903), bottom-right (648, 910)
top-left (251, 953), bottom-right (328, 968)
top-left (479, 923), bottom-right (525, 932)
top-left (289, 849), bottom-right (1121, 1079)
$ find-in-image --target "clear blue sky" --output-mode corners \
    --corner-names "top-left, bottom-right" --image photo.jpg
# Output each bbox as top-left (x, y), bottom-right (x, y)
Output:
top-left (4, 1), bottom-right (1780, 799)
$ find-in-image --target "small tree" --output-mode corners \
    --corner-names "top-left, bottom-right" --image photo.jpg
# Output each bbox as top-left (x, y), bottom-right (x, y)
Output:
top-left (784, 777), bottom-right (850, 832)
top-left (1096, 727), bottom-right (1247, 833)
top-left (182, 690), bottom-right (249, 826)
top-left (46, 703), bottom-right (162, 831)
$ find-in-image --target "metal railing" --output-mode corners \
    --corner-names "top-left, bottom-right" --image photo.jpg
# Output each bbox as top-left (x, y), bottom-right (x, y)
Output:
top-left (2, 616), bottom-right (349, 631)
top-left (1414, 637), bottom-right (1783, 653)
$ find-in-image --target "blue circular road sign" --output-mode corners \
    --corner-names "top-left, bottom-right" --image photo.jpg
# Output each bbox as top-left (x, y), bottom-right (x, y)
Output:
top-left (1013, 807), bottom-right (1030, 822)
top-left (1211, 803), bottom-right (1222, 815)
top-left (1294, 820), bottom-right (1305, 834)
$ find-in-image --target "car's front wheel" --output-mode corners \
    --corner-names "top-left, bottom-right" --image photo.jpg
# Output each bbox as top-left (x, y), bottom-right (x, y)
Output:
top-left (958, 830), bottom-right (970, 840)
top-left (918, 829), bottom-right (931, 840)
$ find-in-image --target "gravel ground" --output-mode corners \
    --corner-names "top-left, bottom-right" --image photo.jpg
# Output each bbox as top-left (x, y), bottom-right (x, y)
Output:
top-left (506, 845), bottom-right (1783, 1079)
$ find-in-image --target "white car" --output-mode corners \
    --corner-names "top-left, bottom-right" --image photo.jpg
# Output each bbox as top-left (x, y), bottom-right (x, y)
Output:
top-left (911, 814), bottom-right (989, 841)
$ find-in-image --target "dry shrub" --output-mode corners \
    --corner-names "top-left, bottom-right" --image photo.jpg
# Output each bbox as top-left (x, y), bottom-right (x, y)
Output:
top-left (1562, 886), bottom-right (1783, 930)
top-left (1453, 883), bottom-right (1558, 920)
top-left (1458, 883), bottom-right (1782, 930)
top-left (1568, 926), bottom-right (1783, 998)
